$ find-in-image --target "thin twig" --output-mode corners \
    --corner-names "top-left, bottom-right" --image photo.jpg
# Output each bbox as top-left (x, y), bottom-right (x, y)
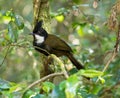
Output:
top-left (100, 81), bottom-right (120, 96)
top-left (2, 43), bottom-right (68, 78)
top-left (0, 45), bottom-right (11, 67)
top-left (102, 50), bottom-right (117, 73)
top-left (114, 24), bottom-right (120, 52)
top-left (9, 43), bottom-right (51, 55)
top-left (2, 43), bottom-right (69, 80)
top-left (23, 72), bottom-right (64, 92)
top-left (96, 24), bottom-right (120, 83)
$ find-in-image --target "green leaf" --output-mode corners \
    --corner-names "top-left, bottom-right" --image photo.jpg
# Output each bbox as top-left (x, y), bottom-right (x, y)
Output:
top-left (8, 21), bottom-right (18, 42)
top-left (68, 68), bottom-right (78, 75)
top-left (59, 81), bottom-right (66, 90)
top-left (33, 94), bottom-right (47, 98)
top-left (77, 69), bottom-right (104, 78)
top-left (91, 84), bottom-right (103, 95)
top-left (65, 75), bottom-right (80, 98)
top-left (9, 83), bottom-right (24, 93)
top-left (14, 15), bottom-right (24, 30)
top-left (98, 76), bottom-right (105, 84)
top-left (42, 82), bottom-right (55, 93)
top-left (73, 0), bottom-right (81, 4)
top-left (67, 75), bottom-right (79, 85)
top-left (6, 10), bottom-right (14, 18)
top-left (58, 8), bottom-right (66, 14)
top-left (22, 90), bottom-right (36, 98)
top-left (0, 84), bottom-right (10, 90)
top-left (76, 26), bottom-right (84, 37)
top-left (52, 85), bottom-right (66, 98)
top-left (0, 79), bottom-right (11, 90)
top-left (55, 15), bottom-right (64, 22)
top-left (52, 75), bottom-right (80, 98)
top-left (3, 16), bottom-right (11, 22)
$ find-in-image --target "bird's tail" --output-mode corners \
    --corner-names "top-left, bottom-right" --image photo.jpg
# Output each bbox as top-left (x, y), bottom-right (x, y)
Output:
top-left (67, 53), bottom-right (84, 70)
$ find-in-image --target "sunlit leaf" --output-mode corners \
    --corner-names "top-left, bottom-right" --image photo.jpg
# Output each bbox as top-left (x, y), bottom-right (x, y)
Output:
top-left (67, 75), bottom-right (79, 85)
top-left (6, 10), bottom-right (14, 17)
top-left (55, 15), bottom-right (64, 22)
top-left (3, 16), bottom-right (11, 23)
top-left (98, 76), bottom-right (105, 84)
top-left (77, 69), bottom-right (104, 78)
top-left (65, 75), bottom-right (80, 98)
top-left (76, 26), bottom-right (84, 37)
top-left (42, 82), bottom-right (55, 93)
top-left (9, 83), bottom-right (24, 93)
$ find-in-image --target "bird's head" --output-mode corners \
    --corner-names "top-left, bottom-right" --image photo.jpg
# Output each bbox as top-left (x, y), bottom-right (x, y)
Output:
top-left (30, 20), bottom-right (48, 44)
top-left (33, 20), bottom-right (43, 34)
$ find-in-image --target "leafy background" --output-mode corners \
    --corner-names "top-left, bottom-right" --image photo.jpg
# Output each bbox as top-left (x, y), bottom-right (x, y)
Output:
top-left (0, 0), bottom-right (120, 98)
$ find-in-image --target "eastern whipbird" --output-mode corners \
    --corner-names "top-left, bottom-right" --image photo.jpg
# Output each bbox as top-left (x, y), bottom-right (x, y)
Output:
top-left (30, 20), bottom-right (84, 70)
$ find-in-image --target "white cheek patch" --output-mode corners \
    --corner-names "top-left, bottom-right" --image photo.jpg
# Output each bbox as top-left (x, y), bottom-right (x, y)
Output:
top-left (35, 34), bottom-right (44, 44)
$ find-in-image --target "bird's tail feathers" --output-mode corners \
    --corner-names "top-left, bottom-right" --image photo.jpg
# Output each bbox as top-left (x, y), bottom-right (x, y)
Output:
top-left (67, 53), bottom-right (84, 70)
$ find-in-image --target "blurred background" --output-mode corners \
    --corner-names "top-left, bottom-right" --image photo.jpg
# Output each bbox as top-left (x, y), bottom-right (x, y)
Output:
top-left (0, 0), bottom-right (119, 88)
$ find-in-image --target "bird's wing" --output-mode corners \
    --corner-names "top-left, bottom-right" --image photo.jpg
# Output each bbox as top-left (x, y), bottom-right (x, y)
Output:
top-left (44, 34), bottom-right (72, 52)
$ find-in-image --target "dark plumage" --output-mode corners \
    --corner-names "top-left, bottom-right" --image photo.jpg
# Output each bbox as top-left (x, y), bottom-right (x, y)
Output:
top-left (31, 20), bottom-right (84, 70)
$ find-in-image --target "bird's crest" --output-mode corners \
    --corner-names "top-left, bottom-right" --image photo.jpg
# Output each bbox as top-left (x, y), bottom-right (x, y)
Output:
top-left (33, 20), bottom-right (43, 33)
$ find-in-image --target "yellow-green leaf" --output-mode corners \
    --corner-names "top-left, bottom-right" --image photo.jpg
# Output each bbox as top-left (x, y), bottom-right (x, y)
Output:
top-left (55, 15), bottom-right (64, 22)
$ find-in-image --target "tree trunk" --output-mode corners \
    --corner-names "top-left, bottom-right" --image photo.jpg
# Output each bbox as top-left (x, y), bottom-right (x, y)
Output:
top-left (33, 0), bottom-right (51, 78)
top-left (33, 0), bottom-right (50, 31)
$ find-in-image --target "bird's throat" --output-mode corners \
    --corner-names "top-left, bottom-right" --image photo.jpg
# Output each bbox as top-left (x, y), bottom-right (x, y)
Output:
top-left (35, 34), bottom-right (44, 44)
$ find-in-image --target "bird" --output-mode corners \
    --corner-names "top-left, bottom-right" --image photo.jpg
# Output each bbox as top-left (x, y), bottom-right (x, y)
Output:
top-left (30, 20), bottom-right (84, 70)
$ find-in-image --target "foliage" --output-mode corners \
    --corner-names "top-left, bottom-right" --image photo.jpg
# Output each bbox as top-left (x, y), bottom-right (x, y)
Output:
top-left (0, 10), bottom-right (24, 45)
top-left (0, 0), bottom-right (120, 98)
top-left (21, 69), bottom-right (104, 98)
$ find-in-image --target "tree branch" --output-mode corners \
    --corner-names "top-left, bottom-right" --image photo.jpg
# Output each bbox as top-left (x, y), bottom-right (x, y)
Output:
top-left (50, 54), bottom-right (69, 79)
top-left (0, 45), bottom-right (11, 67)
top-left (114, 24), bottom-right (120, 52)
top-left (96, 23), bottom-right (120, 83)
top-left (23, 72), bottom-right (64, 92)
top-left (102, 24), bottom-right (120, 73)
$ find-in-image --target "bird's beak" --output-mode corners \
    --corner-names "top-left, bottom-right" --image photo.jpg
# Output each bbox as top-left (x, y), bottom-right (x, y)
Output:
top-left (29, 32), bottom-right (34, 35)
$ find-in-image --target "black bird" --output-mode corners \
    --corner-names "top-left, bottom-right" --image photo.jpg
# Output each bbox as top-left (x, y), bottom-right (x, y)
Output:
top-left (30, 20), bottom-right (84, 70)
